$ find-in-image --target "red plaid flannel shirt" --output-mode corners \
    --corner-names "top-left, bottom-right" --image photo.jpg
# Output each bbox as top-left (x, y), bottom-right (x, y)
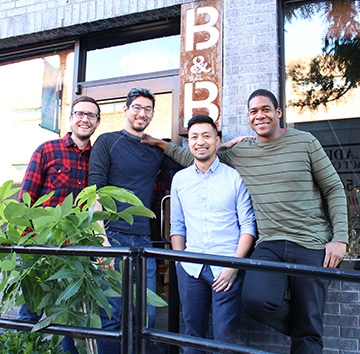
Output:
top-left (19, 133), bottom-right (91, 207)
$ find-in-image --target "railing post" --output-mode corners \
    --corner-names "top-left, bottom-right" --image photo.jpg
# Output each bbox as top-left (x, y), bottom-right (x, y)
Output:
top-left (168, 260), bottom-right (180, 354)
top-left (136, 248), bottom-right (147, 354)
top-left (121, 255), bottom-right (133, 354)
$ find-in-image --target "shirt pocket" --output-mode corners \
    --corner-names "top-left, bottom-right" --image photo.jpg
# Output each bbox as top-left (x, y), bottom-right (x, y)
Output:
top-left (49, 164), bottom-right (71, 189)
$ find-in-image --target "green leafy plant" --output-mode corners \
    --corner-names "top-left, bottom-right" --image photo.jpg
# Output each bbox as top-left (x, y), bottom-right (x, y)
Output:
top-left (0, 330), bottom-right (65, 354)
top-left (0, 181), bottom-right (167, 354)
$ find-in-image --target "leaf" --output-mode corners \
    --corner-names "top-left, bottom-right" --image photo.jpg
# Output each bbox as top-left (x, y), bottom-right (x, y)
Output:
top-left (104, 288), bottom-right (122, 297)
top-left (104, 268), bottom-right (123, 283)
top-left (38, 292), bottom-right (52, 310)
top-left (89, 313), bottom-right (102, 329)
top-left (55, 278), bottom-right (83, 305)
top-left (47, 268), bottom-right (82, 281)
top-left (116, 211), bottom-right (134, 225)
top-left (32, 191), bottom-right (55, 208)
top-left (0, 253), bottom-right (16, 271)
top-left (85, 278), bottom-right (112, 319)
top-left (3, 201), bottom-right (28, 221)
top-left (14, 293), bottom-right (25, 307)
top-left (60, 193), bottom-right (74, 217)
top-left (98, 186), bottom-right (144, 206)
top-left (53, 204), bottom-right (63, 220)
top-left (22, 275), bottom-right (36, 311)
top-left (27, 208), bottom-right (53, 219)
top-left (0, 259), bottom-right (15, 271)
top-left (75, 185), bottom-right (97, 208)
top-left (88, 203), bottom-right (94, 226)
top-left (123, 205), bottom-right (156, 218)
top-left (74, 338), bottom-right (88, 354)
top-left (22, 192), bottom-right (32, 207)
top-left (68, 259), bottom-right (84, 273)
top-left (24, 341), bottom-right (34, 354)
top-left (0, 180), bottom-right (13, 200)
top-left (32, 312), bottom-right (61, 332)
top-left (0, 180), bottom-right (20, 200)
top-left (146, 288), bottom-right (168, 307)
top-left (98, 195), bottom-right (117, 213)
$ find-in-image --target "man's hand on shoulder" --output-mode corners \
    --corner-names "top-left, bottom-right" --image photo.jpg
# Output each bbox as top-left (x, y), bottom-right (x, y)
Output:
top-left (323, 241), bottom-right (347, 268)
top-left (141, 133), bottom-right (168, 150)
top-left (217, 135), bottom-right (255, 152)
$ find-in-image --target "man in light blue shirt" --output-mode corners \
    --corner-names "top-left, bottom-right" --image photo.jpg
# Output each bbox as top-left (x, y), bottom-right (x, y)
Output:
top-left (170, 114), bottom-right (256, 353)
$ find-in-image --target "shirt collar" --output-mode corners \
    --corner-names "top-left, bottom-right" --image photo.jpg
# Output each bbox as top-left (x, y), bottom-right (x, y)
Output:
top-left (121, 129), bottom-right (143, 142)
top-left (193, 156), bottom-right (220, 174)
top-left (63, 132), bottom-right (91, 151)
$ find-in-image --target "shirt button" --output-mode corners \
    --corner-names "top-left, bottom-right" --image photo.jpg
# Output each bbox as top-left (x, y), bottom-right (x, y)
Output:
top-left (79, 182), bottom-right (82, 185)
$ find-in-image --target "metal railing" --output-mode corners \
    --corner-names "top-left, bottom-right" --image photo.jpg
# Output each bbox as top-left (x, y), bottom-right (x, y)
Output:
top-left (1, 244), bottom-right (360, 354)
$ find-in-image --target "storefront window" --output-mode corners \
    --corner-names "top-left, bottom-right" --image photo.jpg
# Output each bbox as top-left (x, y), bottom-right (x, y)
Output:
top-left (0, 50), bottom-right (74, 185)
top-left (86, 35), bottom-right (180, 81)
top-left (284, 0), bottom-right (360, 229)
top-left (284, 1), bottom-right (360, 122)
top-left (92, 92), bottom-right (173, 143)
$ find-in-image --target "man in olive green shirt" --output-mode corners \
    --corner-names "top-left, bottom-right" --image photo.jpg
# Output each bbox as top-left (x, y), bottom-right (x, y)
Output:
top-left (142, 89), bottom-right (347, 354)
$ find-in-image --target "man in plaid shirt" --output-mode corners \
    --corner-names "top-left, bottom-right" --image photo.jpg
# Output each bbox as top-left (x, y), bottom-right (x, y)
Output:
top-left (19, 96), bottom-right (100, 207)
top-left (18, 95), bottom-right (101, 354)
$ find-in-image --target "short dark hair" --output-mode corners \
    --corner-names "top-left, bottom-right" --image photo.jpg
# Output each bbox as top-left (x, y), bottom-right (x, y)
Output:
top-left (187, 114), bottom-right (218, 136)
top-left (126, 88), bottom-right (155, 109)
top-left (248, 89), bottom-right (279, 110)
top-left (71, 96), bottom-right (101, 120)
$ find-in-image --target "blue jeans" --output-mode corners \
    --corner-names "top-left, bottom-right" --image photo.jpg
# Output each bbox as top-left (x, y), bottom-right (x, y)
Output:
top-left (19, 303), bottom-right (43, 322)
top-left (177, 263), bottom-right (243, 354)
top-left (97, 230), bottom-right (157, 354)
top-left (242, 240), bottom-right (328, 354)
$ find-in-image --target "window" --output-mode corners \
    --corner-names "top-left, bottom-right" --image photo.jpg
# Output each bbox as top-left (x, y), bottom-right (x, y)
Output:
top-left (86, 35), bottom-right (180, 81)
top-left (284, 0), bottom-right (360, 123)
top-left (283, 0), bottom-right (360, 225)
top-left (0, 49), bottom-right (74, 185)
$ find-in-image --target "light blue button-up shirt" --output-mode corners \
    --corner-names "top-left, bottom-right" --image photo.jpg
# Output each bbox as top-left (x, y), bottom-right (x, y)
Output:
top-left (170, 157), bottom-right (256, 278)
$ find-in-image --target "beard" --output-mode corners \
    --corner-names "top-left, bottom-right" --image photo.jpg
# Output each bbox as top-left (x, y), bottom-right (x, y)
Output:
top-left (194, 154), bottom-right (211, 162)
top-left (72, 129), bottom-right (95, 141)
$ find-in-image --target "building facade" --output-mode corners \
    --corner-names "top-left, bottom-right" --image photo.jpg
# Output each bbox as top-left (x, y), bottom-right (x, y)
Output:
top-left (1, 0), bottom-right (360, 353)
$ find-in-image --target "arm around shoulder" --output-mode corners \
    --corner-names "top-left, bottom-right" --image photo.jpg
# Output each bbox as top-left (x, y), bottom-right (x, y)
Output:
top-left (141, 133), bottom-right (169, 150)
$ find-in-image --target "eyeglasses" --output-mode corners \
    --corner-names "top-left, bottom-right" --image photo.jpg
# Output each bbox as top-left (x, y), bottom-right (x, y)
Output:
top-left (72, 111), bottom-right (99, 121)
top-left (131, 104), bottom-right (154, 115)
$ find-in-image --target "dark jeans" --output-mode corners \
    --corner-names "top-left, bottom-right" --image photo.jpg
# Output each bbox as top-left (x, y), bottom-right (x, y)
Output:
top-left (18, 304), bottom-right (42, 322)
top-left (177, 263), bottom-right (243, 354)
top-left (97, 230), bottom-right (157, 354)
top-left (242, 240), bottom-right (328, 354)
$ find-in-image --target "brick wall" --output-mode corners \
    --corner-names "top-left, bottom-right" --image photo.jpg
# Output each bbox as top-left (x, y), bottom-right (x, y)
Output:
top-left (236, 280), bottom-right (360, 353)
top-left (0, 0), bottom-right (188, 39)
top-left (222, 0), bottom-right (279, 138)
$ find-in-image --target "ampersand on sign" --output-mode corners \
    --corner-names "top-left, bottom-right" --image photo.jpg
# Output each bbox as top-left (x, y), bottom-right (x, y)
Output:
top-left (190, 56), bottom-right (211, 74)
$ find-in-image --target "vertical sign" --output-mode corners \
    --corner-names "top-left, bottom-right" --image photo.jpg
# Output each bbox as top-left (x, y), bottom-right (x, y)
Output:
top-left (179, 0), bottom-right (222, 135)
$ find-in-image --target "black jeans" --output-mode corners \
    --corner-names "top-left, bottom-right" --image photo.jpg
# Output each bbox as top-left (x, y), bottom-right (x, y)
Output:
top-left (242, 240), bottom-right (328, 354)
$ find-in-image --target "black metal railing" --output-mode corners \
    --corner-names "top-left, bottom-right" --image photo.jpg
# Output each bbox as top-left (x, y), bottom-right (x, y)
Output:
top-left (1, 244), bottom-right (360, 354)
